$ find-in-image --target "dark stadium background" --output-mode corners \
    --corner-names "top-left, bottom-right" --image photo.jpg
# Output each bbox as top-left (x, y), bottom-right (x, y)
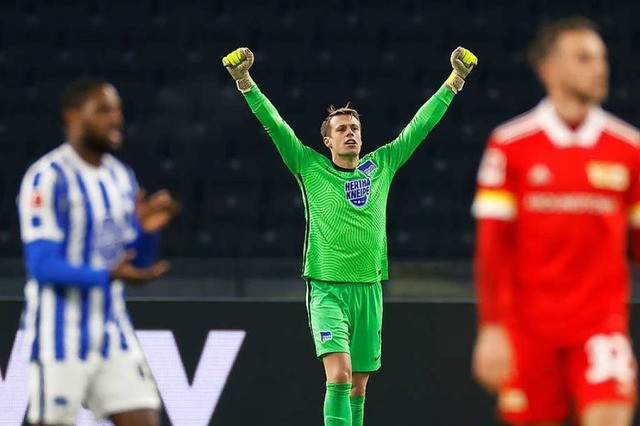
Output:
top-left (1, 0), bottom-right (639, 425)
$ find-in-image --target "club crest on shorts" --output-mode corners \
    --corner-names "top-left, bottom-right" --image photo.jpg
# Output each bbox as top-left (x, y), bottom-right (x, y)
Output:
top-left (320, 331), bottom-right (333, 343)
top-left (345, 178), bottom-right (371, 208)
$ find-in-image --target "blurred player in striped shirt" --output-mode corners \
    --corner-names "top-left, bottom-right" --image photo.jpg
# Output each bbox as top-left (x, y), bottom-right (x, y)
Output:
top-left (472, 17), bottom-right (638, 426)
top-left (18, 78), bottom-right (180, 426)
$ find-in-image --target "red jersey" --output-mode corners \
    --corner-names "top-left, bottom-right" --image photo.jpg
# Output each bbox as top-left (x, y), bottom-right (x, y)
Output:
top-left (473, 100), bottom-right (640, 344)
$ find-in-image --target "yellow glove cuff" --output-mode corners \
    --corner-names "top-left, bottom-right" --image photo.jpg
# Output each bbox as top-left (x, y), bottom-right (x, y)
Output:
top-left (236, 76), bottom-right (255, 93)
top-left (445, 72), bottom-right (465, 94)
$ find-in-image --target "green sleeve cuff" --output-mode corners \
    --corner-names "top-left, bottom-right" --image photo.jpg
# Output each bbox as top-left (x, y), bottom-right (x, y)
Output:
top-left (242, 83), bottom-right (260, 98)
top-left (437, 84), bottom-right (456, 104)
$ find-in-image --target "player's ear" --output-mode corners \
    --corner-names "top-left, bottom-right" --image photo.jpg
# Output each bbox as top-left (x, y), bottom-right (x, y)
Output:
top-left (63, 108), bottom-right (80, 130)
top-left (537, 58), bottom-right (552, 87)
top-left (323, 136), bottom-right (332, 149)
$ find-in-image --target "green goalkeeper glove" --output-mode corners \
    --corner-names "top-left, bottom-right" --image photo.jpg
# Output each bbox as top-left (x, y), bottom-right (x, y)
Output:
top-left (222, 47), bottom-right (255, 93)
top-left (444, 46), bottom-right (478, 94)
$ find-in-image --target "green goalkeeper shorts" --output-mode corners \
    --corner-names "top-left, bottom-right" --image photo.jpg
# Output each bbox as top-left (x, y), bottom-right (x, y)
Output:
top-left (306, 279), bottom-right (383, 373)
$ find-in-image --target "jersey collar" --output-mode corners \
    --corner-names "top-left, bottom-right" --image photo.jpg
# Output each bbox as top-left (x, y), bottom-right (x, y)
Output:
top-left (536, 99), bottom-right (606, 148)
top-left (331, 162), bottom-right (356, 173)
top-left (61, 143), bottom-right (108, 174)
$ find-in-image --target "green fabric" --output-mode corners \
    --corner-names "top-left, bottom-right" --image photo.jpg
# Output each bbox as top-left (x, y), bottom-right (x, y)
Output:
top-left (324, 382), bottom-right (352, 426)
top-left (244, 85), bottom-right (454, 283)
top-left (350, 395), bottom-right (366, 426)
top-left (308, 280), bottom-right (383, 372)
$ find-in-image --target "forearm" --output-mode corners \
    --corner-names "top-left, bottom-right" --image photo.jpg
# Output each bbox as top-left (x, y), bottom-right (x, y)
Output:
top-left (404, 85), bottom-right (455, 140)
top-left (243, 84), bottom-right (292, 140)
top-left (128, 227), bottom-right (160, 268)
top-left (385, 86), bottom-right (455, 168)
top-left (242, 84), bottom-right (307, 172)
top-left (474, 218), bottom-right (516, 324)
top-left (26, 240), bottom-right (110, 289)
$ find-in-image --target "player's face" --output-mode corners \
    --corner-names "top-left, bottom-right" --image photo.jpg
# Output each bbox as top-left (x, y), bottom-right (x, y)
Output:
top-left (545, 29), bottom-right (609, 104)
top-left (324, 114), bottom-right (362, 158)
top-left (79, 84), bottom-right (124, 154)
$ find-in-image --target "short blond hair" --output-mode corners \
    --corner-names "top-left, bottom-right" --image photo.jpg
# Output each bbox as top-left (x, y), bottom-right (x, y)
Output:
top-left (320, 104), bottom-right (360, 138)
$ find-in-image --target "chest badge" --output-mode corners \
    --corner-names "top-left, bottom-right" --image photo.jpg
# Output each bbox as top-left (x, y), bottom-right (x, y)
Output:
top-left (586, 161), bottom-right (629, 191)
top-left (357, 160), bottom-right (377, 177)
top-left (345, 178), bottom-right (371, 208)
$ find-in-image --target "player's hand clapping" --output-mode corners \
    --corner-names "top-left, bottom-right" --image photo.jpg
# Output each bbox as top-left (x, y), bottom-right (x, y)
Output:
top-left (110, 250), bottom-right (170, 285)
top-left (136, 189), bottom-right (181, 233)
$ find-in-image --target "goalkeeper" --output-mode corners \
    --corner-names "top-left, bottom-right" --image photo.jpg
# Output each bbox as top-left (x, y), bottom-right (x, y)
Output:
top-left (223, 46), bottom-right (477, 426)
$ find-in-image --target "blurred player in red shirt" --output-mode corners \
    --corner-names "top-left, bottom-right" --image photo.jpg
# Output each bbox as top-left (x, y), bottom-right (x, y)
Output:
top-left (472, 16), bottom-right (639, 426)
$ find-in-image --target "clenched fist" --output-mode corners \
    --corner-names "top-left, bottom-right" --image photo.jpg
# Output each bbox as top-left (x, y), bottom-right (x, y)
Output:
top-left (445, 46), bottom-right (478, 93)
top-left (222, 47), bottom-right (255, 93)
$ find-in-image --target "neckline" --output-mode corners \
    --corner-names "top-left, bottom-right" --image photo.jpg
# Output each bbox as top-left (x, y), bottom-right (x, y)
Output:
top-left (331, 162), bottom-right (356, 173)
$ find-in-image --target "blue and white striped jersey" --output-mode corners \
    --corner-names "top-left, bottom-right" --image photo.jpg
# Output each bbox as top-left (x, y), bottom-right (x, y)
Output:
top-left (18, 143), bottom-right (156, 362)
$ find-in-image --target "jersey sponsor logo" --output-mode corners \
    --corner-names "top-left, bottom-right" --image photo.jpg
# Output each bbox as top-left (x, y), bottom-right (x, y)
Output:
top-left (345, 178), bottom-right (371, 208)
top-left (95, 217), bottom-right (123, 266)
top-left (357, 160), bottom-right (377, 177)
top-left (527, 163), bottom-right (553, 186)
top-left (320, 330), bottom-right (333, 343)
top-left (524, 192), bottom-right (618, 215)
top-left (586, 162), bottom-right (630, 191)
top-left (478, 148), bottom-right (506, 187)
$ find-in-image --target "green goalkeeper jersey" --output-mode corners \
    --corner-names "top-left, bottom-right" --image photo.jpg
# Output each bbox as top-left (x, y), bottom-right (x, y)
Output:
top-left (243, 85), bottom-right (454, 283)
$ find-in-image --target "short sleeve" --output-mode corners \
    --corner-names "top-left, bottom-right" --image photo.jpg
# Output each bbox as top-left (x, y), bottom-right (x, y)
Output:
top-left (472, 137), bottom-right (517, 221)
top-left (18, 164), bottom-right (67, 243)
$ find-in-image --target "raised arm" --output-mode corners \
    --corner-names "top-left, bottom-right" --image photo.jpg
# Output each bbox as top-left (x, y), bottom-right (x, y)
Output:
top-left (222, 47), bottom-right (314, 174)
top-left (374, 47), bottom-right (477, 172)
